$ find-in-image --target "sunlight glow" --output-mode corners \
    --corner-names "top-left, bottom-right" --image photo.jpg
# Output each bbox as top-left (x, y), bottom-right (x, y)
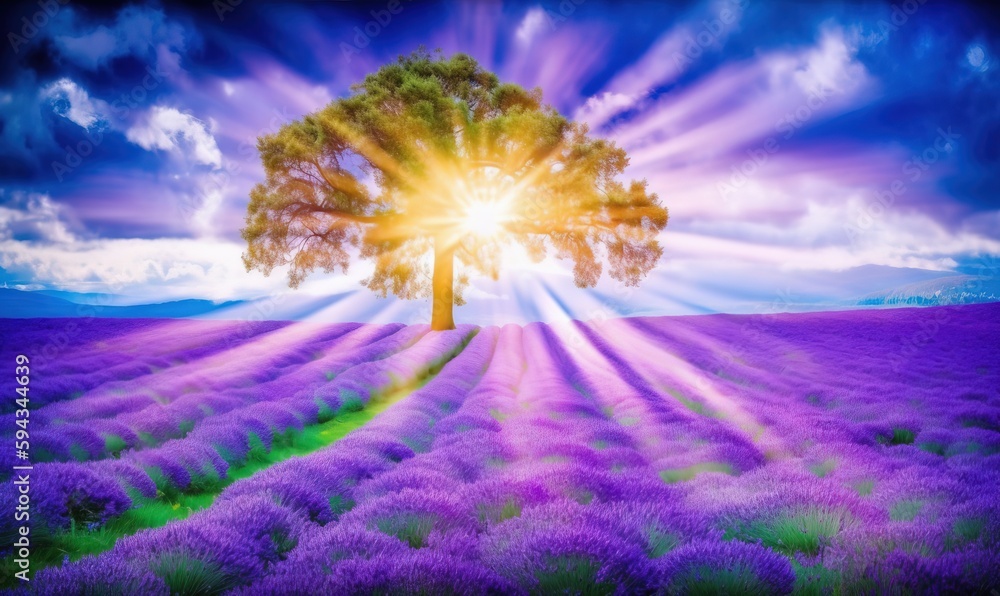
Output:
top-left (459, 198), bottom-right (512, 238)
top-left (452, 169), bottom-right (518, 240)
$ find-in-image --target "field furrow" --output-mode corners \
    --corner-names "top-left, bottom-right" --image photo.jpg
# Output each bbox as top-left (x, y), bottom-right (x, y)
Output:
top-left (3, 305), bottom-right (997, 594)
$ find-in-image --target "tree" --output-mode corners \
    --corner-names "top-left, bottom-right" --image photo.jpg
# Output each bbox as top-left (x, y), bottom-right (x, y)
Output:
top-left (242, 50), bottom-right (668, 330)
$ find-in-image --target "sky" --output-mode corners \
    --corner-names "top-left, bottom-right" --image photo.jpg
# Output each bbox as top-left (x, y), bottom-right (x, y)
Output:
top-left (0, 0), bottom-right (998, 325)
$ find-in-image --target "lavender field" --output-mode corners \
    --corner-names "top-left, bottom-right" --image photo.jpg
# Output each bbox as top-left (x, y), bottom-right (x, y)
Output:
top-left (2, 304), bottom-right (999, 594)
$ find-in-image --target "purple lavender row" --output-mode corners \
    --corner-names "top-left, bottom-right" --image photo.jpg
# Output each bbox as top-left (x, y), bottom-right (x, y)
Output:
top-left (23, 305), bottom-right (1000, 592)
top-left (11, 326), bottom-right (473, 537)
top-left (0, 319), bottom-right (339, 438)
top-left (18, 323), bottom-right (409, 464)
top-left (0, 319), bottom-right (290, 414)
top-left (30, 326), bottom-right (498, 594)
top-left (577, 310), bottom-right (1000, 590)
top-left (241, 312), bottom-right (998, 592)
top-left (197, 324), bottom-right (775, 593)
top-left (17, 321), bottom-right (362, 428)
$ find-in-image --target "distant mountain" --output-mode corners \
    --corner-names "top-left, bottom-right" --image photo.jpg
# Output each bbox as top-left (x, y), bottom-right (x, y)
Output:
top-left (857, 275), bottom-right (1000, 306)
top-left (0, 288), bottom-right (356, 321)
top-left (0, 289), bottom-right (243, 319)
top-left (32, 290), bottom-right (129, 305)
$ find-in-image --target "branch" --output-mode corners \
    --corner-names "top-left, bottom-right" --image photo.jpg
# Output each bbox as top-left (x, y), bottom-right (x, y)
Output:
top-left (287, 200), bottom-right (388, 225)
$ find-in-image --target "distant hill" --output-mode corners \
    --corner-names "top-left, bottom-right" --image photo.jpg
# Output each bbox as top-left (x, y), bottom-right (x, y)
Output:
top-left (0, 288), bottom-right (242, 319)
top-left (32, 290), bottom-right (126, 305)
top-left (0, 288), bottom-right (356, 321)
top-left (857, 275), bottom-right (1000, 306)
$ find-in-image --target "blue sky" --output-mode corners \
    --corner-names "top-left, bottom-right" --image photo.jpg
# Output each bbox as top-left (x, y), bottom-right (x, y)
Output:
top-left (0, 0), bottom-right (998, 324)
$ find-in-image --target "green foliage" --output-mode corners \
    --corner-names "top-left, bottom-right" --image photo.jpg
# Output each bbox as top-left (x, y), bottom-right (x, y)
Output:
top-left (246, 432), bottom-right (271, 463)
top-left (270, 528), bottom-right (299, 559)
top-left (338, 393), bottom-right (365, 414)
top-left (889, 499), bottom-right (924, 521)
top-left (151, 552), bottom-right (237, 596)
top-left (146, 466), bottom-right (182, 502)
top-left (68, 443), bottom-right (89, 462)
top-left (808, 459), bottom-right (837, 478)
top-left (186, 464), bottom-right (225, 495)
top-left (489, 408), bottom-right (509, 423)
top-left (315, 398), bottom-right (338, 423)
top-left (659, 462), bottom-right (735, 483)
top-left (375, 513), bottom-right (438, 548)
top-left (178, 420), bottom-right (195, 436)
top-left (918, 441), bottom-right (946, 455)
top-left (477, 498), bottom-right (522, 526)
top-left (329, 494), bottom-right (356, 518)
top-left (949, 517), bottom-right (985, 549)
top-left (646, 528), bottom-right (679, 558)
top-left (534, 556), bottom-right (615, 596)
top-left (242, 50), bottom-right (667, 325)
top-left (33, 447), bottom-right (57, 463)
top-left (669, 565), bottom-right (775, 596)
top-left (854, 479), bottom-right (875, 496)
top-left (666, 387), bottom-right (710, 416)
top-left (792, 560), bottom-right (842, 596)
top-left (103, 434), bottom-right (128, 457)
top-left (727, 507), bottom-right (847, 556)
top-left (878, 428), bottom-right (915, 445)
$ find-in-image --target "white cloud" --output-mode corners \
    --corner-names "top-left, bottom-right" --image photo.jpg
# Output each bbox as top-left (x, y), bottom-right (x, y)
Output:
top-left (40, 78), bottom-right (110, 129)
top-left (0, 237), bottom-right (282, 301)
top-left (192, 189), bottom-right (223, 235)
top-left (516, 8), bottom-right (548, 46)
top-left (606, 26), bottom-right (874, 172)
top-left (675, 196), bottom-right (1000, 274)
top-left (770, 26), bottom-right (872, 96)
top-left (126, 106), bottom-right (222, 168)
top-left (0, 192), bottom-right (77, 244)
top-left (573, 92), bottom-right (638, 129)
top-left (572, 2), bottom-right (750, 130)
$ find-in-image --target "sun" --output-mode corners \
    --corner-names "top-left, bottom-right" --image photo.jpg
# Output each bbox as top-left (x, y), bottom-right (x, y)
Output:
top-left (459, 199), bottom-right (512, 238)
top-left (451, 168), bottom-right (518, 239)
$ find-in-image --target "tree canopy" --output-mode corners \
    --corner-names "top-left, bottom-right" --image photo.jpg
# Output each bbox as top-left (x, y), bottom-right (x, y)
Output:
top-left (242, 50), bottom-right (668, 329)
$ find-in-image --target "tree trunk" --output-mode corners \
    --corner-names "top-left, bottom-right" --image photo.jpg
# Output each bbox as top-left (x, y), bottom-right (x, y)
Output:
top-left (431, 235), bottom-right (456, 331)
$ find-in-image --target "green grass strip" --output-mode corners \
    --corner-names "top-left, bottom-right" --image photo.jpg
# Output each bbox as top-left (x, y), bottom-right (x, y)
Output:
top-left (0, 380), bottom-right (418, 587)
top-left (2, 329), bottom-right (476, 585)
